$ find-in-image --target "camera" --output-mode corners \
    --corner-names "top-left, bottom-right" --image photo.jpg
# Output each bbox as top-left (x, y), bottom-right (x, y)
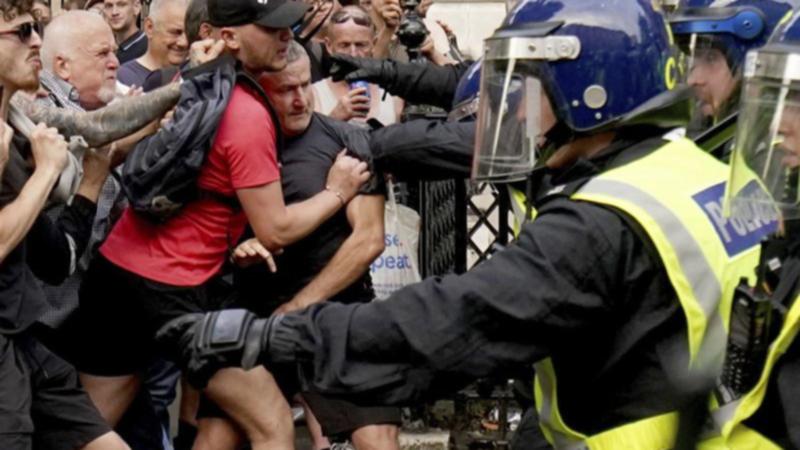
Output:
top-left (396, 0), bottom-right (429, 61)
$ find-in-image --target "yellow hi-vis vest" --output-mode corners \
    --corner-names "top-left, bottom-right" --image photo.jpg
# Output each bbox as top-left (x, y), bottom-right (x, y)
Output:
top-left (509, 185), bottom-right (535, 234)
top-left (698, 292), bottom-right (800, 450)
top-left (532, 137), bottom-right (776, 450)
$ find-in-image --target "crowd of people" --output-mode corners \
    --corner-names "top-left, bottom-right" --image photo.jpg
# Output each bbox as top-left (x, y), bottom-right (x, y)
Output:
top-left (4, 0), bottom-right (800, 449)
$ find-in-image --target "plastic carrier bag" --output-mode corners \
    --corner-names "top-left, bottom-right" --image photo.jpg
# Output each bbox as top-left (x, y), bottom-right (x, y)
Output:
top-left (370, 182), bottom-right (422, 300)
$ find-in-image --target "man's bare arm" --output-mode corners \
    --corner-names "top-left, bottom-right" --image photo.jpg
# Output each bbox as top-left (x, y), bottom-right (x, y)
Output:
top-left (10, 83), bottom-right (181, 148)
top-left (281, 194), bottom-right (386, 311)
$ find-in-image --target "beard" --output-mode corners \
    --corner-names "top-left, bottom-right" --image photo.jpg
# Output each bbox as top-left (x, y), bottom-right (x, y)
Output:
top-left (97, 83), bottom-right (117, 106)
top-left (0, 44), bottom-right (39, 93)
top-left (16, 69), bottom-right (40, 92)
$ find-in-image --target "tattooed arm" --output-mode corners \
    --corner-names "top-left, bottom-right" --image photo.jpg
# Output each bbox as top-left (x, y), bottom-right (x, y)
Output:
top-left (10, 83), bottom-right (181, 148)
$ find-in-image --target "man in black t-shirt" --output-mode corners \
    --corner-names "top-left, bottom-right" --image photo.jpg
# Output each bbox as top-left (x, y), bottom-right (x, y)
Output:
top-left (233, 41), bottom-right (401, 450)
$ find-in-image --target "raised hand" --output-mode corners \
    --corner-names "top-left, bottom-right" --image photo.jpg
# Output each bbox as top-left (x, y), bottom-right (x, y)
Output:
top-left (330, 86), bottom-right (371, 121)
top-left (189, 39), bottom-right (226, 68)
top-left (29, 123), bottom-right (68, 173)
top-left (325, 149), bottom-right (371, 203)
top-left (379, 0), bottom-right (403, 29)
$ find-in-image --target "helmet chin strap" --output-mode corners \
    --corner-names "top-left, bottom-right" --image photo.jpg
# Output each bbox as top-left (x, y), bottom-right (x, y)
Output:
top-left (537, 120), bottom-right (574, 165)
top-left (518, 121), bottom-right (574, 227)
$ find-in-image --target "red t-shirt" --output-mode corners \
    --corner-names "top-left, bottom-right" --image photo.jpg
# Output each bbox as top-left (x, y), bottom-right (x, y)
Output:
top-left (101, 84), bottom-right (280, 286)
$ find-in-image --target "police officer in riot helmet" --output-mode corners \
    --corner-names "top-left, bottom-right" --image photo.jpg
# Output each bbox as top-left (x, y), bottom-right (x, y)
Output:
top-left (669, 0), bottom-right (798, 138)
top-left (156, 1), bottom-right (769, 448)
top-left (704, 12), bottom-right (800, 448)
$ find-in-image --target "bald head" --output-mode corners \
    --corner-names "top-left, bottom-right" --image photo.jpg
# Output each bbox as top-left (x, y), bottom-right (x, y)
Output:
top-left (40, 10), bottom-right (119, 109)
top-left (41, 10), bottom-right (110, 70)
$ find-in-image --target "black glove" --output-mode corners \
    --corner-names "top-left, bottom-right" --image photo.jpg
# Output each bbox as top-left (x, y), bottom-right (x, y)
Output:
top-left (329, 54), bottom-right (398, 86)
top-left (155, 309), bottom-right (279, 389)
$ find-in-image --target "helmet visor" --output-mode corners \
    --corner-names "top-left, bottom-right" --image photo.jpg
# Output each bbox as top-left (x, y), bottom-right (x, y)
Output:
top-left (672, 6), bottom-right (768, 81)
top-left (726, 69), bottom-right (800, 223)
top-left (676, 34), bottom-right (741, 129)
top-left (678, 34), bottom-right (737, 81)
top-left (473, 58), bottom-right (542, 182)
top-left (471, 34), bottom-right (580, 182)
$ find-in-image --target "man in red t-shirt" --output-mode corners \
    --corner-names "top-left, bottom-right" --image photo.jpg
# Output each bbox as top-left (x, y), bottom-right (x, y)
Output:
top-left (65, 0), bottom-right (370, 447)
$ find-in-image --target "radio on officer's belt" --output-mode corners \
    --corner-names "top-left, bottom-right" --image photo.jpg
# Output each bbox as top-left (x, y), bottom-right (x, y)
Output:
top-left (716, 281), bottom-right (773, 405)
top-left (716, 237), bottom-right (788, 404)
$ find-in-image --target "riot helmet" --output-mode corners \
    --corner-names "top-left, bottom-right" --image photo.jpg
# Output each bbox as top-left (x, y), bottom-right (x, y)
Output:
top-left (726, 11), bottom-right (800, 227)
top-left (472, 0), bottom-right (689, 182)
top-left (449, 60), bottom-right (482, 123)
top-left (670, 0), bottom-right (796, 126)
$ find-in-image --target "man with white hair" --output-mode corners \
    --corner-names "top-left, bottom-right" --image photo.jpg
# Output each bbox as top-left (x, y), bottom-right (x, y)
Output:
top-left (118, 0), bottom-right (188, 88)
top-left (36, 12), bottom-right (177, 450)
top-left (36, 10), bottom-right (128, 329)
top-left (39, 11), bottom-right (119, 111)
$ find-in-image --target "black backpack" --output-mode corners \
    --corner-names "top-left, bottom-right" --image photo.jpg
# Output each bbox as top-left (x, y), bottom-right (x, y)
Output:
top-left (121, 56), bottom-right (283, 222)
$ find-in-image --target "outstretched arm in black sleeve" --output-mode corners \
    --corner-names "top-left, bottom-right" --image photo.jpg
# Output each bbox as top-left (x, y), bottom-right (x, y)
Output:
top-left (330, 55), bottom-right (472, 110)
top-left (369, 119), bottom-right (474, 180)
top-left (158, 199), bottom-right (656, 404)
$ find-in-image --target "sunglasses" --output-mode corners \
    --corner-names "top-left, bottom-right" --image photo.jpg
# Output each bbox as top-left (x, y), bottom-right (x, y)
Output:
top-left (0, 22), bottom-right (44, 43)
top-left (330, 11), bottom-right (372, 27)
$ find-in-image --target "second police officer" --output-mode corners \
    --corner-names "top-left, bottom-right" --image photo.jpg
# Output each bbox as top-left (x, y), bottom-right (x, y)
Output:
top-left (669, 0), bottom-right (797, 141)
top-left (700, 11), bottom-right (800, 449)
top-left (156, 0), bottom-right (775, 448)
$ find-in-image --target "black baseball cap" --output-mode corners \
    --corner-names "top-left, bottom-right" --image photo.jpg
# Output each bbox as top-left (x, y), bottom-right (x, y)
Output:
top-left (208, 0), bottom-right (310, 28)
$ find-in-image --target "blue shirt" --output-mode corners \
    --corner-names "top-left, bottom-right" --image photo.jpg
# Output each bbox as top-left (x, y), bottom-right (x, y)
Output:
top-left (118, 59), bottom-right (153, 88)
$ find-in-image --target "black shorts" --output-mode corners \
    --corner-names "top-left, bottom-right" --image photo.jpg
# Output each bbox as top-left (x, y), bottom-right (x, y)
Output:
top-left (301, 391), bottom-right (402, 439)
top-left (0, 332), bottom-right (111, 450)
top-left (60, 254), bottom-right (235, 376)
top-left (198, 365), bottom-right (401, 439)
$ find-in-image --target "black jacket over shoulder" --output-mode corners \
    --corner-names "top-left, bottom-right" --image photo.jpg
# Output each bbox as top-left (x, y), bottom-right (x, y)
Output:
top-left (269, 131), bottom-right (694, 436)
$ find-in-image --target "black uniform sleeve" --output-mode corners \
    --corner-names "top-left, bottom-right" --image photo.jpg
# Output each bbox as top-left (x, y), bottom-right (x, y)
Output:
top-left (386, 61), bottom-right (472, 110)
top-left (331, 114), bottom-right (473, 182)
top-left (774, 341), bottom-right (800, 447)
top-left (26, 195), bottom-right (97, 285)
top-left (369, 119), bottom-right (474, 180)
top-left (269, 198), bottom-right (654, 404)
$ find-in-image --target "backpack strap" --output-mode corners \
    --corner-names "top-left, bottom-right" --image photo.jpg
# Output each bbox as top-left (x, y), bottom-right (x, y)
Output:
top-left (194, 69), bottom-right (286, 211)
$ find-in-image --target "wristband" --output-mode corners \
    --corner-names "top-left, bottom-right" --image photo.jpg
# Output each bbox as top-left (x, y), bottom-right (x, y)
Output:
top-left (325, 186), bottom-right (346, 206)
